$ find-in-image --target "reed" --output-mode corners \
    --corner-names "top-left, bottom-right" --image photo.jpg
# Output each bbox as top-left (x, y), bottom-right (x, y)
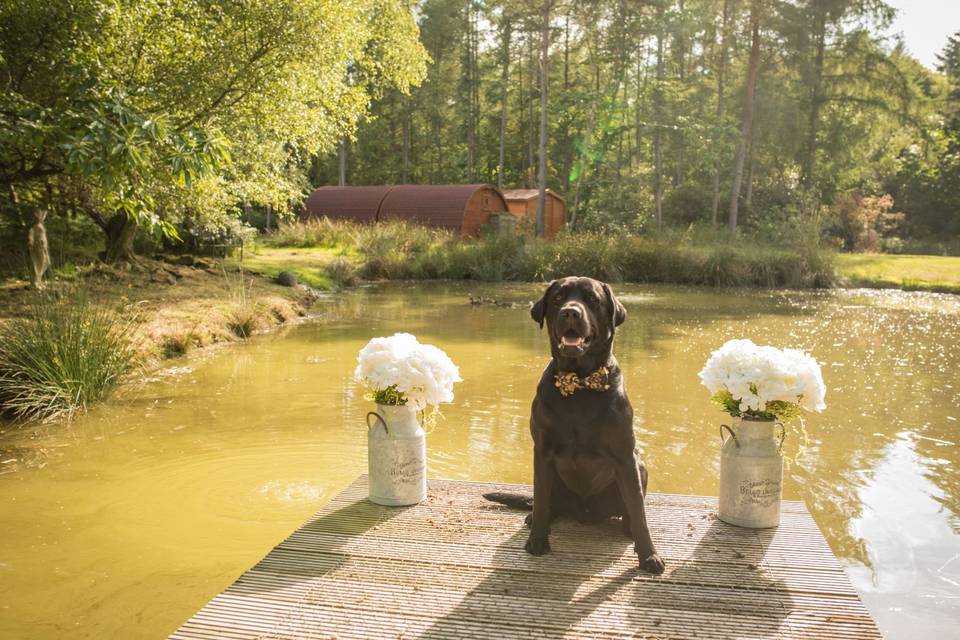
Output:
top-left (0, 291), bottom-right (138, 421)
top-left (266, 220), bottom-right (836, 288)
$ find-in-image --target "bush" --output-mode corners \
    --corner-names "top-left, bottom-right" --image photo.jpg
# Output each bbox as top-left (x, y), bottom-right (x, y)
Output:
top-left (325, 257), bottom-right (358, 288)
top-left (0, 291), bottom-right (138, 422)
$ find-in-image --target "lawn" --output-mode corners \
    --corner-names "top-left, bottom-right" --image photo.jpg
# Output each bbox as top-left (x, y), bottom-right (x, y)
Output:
top-left (836, 253), bottom-right (960, 294)
top-left (235, 246), bottom-right (343, 289)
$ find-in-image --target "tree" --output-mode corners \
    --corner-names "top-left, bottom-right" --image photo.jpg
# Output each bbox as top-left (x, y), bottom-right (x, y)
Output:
top-left (711, 0), bottom-right (733, 225)
top-left (728, 0), bottom-right (761, 232)
top-left (535, 0), bottom-right (557, 238)
top-left (321, 0), bottom-right (941, 244)
top-left (1, 0), bottom-right (428, 261)
top-left (498, 13), bottom-right (513, 189)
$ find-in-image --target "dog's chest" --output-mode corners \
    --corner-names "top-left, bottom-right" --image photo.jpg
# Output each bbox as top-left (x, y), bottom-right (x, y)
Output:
top-left (544, 414), bottom-right (620, 496)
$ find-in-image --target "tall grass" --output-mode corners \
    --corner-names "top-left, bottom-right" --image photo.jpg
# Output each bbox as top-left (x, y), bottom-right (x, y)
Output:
top-left (0, 292), bottom-right (138, 422)
top-left (266, 219), bottom-right (836, 288)
top-left (222, 266), bottom-right (259, 338)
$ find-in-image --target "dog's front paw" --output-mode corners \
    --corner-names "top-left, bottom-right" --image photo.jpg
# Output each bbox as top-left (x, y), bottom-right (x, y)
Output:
top-left (525, 534), bottom-right (551, 556)
top-left (638, 552), bottom-right (665, 575)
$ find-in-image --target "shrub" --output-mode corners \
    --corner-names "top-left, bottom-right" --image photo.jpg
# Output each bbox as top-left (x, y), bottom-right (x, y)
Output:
top-left (227, 304), bottom-right (258, 338)
top-left (0, 292), bottom-right (138, 422)
top-left (326, 257), bottom-right (359, 288)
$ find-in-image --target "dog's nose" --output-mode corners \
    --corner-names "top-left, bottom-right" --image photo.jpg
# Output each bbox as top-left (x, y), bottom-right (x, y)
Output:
top-left (560, 305), bottom-right (582, 320)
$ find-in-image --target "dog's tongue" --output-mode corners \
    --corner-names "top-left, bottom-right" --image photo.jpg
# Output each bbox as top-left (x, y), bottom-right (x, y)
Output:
top-left (561, 334), bottom-right (584, 347)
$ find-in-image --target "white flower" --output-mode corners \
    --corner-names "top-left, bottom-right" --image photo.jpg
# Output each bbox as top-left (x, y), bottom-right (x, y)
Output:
top-left (354, 333), bottom-right (462, 410)
top-left (698, 339), bottom-right (826, 417)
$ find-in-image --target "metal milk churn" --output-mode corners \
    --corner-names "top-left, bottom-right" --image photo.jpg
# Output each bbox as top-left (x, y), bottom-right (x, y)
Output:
top-left (367, 404), bottom-right (427, 506)
top-left (718, 418), bottom-right (786, 528)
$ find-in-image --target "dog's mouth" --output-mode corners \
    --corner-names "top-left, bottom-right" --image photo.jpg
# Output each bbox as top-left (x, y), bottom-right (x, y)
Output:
top-left (558, 328), bottom-right (591, 355)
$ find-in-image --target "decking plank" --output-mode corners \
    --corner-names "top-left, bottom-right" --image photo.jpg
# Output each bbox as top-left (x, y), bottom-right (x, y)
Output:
top-left (168, 476), bottom-right (881, 639)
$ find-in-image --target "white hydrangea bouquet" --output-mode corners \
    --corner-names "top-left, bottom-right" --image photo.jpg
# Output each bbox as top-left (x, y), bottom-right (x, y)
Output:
top-left (700, 339), bottom-right (826, 528)
top-left (355, 333), bottom-right (461, 506)
top-left (354, 332), bottom-right (461, 413)
top-left (699, 339), bottom-right (826, 422)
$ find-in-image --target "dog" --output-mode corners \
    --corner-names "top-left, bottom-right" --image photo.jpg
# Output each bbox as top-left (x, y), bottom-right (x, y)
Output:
top-left (485, 276), bottom-right (665, 574)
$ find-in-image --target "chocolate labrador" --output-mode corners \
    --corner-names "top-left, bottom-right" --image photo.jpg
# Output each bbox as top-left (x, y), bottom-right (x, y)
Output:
top-left (485, 276), bottom-right (665, 574)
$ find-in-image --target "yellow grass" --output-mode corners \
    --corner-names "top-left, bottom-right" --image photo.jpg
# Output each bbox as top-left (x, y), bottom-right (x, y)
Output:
top-left (0, 260), bottom-right (311, 365)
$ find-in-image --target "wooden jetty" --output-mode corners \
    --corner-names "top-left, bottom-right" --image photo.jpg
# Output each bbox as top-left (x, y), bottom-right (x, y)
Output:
top-left (169, 476), bottom-right (882, 639)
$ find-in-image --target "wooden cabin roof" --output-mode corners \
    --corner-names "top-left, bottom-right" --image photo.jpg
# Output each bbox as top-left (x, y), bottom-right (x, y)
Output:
top-left (502, 188), bottom-right (566, 203)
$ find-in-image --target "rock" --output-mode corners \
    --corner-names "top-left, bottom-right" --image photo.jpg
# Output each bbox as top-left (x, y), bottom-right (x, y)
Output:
top-left (276, 271), bottom-right (299, 287)
top-left (175, 255), bottom-right (196, 266)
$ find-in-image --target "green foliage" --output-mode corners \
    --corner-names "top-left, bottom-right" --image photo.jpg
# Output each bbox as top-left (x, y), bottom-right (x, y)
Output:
top-left (711, 390), bottom-right (802, 423)
top-left (0, 291), bottom-right (138, 421)
top-left (369, 384), bottom-right (408, 406)
top-left (1, 0), bottom-right (429, 259)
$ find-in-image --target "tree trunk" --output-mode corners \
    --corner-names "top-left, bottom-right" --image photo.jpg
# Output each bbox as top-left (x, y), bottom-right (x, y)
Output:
top-left (338, 137), bottom-right (348, 186)
top-left (711, 0), bottom-right (731, 225)
top-left (498, 17), bottom-right (511, 189)
top-left (653, 6), bottom-right (665, 233)
top-left (536, 0), bottom-right (553, 238)
top-left (103, 214), bottom-right (139, 264)
top-left (527, 35), bottom-right (536, 189)
top-left (27, 207), bottom-right (49, 289)
top-left (402, 98), bottom-right (411, 183)
top-left (464, 1), bottom-right (477, 183)
top-left (802, 8), bottom-right (827, 187)
top-left (636, 43), bottom-right (649, 166)
top-left (728, 0), bottom-right (761, 233)
top-left (673, 0), bottom-right (686, 188)
top-left (745, 126), bottom-right (756, 214)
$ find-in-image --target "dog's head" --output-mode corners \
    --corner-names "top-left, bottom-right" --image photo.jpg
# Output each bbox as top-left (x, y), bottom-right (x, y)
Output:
top-left (530, 276), bottom-right (626, 359)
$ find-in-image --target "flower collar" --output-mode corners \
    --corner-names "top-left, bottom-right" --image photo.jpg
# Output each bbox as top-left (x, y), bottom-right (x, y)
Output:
top-left (554, 366), bottom-right (612, 397)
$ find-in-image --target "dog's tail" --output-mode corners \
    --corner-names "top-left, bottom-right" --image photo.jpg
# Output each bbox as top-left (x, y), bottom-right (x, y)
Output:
top-left (482, 492), bottom-right (534, 510)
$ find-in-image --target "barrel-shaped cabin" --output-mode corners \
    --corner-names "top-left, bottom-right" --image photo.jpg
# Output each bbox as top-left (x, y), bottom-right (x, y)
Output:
top-left (502, 189), bottom-right (567, 239)
top-left (302, 184), bottom-right (509, 237)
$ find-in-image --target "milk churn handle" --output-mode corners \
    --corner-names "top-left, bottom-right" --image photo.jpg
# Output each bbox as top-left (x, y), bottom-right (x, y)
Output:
top-left (366, 411), bottom-right (388, 435)
top-left (776, 422), bottom-right (786, 453)
top-left (719, 424), bottom-right (738, 448)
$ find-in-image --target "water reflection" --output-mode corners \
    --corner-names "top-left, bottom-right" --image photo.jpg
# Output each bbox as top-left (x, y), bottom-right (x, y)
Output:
top-left (0, 282), bottom-right (958, 639)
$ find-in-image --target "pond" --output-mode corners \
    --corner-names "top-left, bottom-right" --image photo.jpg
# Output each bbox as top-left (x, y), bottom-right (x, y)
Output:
top-left (1, 282), bottom-right (958, 639)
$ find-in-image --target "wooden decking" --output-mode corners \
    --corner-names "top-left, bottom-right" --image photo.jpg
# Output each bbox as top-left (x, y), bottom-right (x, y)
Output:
top-left (169, 476), bottom-right (881, 639)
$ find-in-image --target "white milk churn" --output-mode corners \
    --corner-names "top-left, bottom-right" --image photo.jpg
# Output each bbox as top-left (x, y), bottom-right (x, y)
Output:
top-left (718, 418), bottom-right (786, 528)
top-left (366, 404), bottom-right (427, 506)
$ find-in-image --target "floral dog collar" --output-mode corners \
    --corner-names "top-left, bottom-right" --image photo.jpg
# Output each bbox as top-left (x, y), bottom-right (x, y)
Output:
top-left (554, 366), bottom-right (611, 397)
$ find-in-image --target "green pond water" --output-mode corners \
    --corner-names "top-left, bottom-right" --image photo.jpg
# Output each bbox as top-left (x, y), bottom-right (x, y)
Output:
top-left (1, 282), bottom-right (959, 639)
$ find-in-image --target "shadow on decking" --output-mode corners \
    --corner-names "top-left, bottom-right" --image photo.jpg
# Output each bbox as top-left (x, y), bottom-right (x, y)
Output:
top-left (234, 494), bottom-right (794, 638)
top-left (414, 514), bottom-right (794, 638)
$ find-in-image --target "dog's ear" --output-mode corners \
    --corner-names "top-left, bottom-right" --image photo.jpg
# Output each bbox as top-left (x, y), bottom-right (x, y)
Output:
top-left (531, 280), bottom-right (557, 329)
top-left (603, 283), bottom-right (626, 328)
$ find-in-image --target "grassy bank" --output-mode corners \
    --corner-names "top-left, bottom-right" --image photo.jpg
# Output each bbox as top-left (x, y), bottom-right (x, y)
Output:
top-left (0, 260), bottom-right (320, 421)
top-left (836, 253), bottom-right (960, 294)
top-left (256, 219), bottom-right (836, 289)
